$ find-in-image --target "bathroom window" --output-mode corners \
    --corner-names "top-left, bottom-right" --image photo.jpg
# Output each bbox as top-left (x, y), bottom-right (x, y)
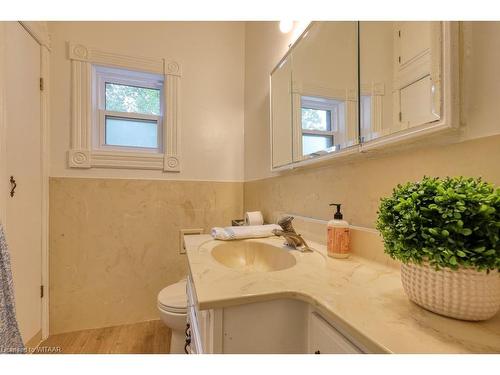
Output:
top-left (94, 66), bottom-right (164, 153)
top-left (68, 42), bottom-right (181, 170)
top-left (301, 96), bottom-right (343, 156)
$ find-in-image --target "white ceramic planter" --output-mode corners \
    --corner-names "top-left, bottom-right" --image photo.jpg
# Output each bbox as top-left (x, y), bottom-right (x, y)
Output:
top-left (401, 262), bottom-right (500, 321)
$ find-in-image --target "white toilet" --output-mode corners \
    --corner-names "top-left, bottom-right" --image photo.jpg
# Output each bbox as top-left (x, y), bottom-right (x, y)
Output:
top-left (157, 279), bottom-right (188, 354)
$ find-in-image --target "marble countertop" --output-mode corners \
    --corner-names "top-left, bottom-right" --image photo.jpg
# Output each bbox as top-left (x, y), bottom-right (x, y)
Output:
top-left (185, 234), bottom-right (500, 353)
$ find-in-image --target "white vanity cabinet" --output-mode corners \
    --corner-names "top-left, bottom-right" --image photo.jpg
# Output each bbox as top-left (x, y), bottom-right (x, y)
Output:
top-left (308, 312), bottom-right (362, 354)
top-left (187, 276), bottom-right (365, 354)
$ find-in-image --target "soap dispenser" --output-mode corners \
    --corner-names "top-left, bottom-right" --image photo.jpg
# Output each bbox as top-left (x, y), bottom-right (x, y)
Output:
top-left (327, 203), bottom-right (350, 258)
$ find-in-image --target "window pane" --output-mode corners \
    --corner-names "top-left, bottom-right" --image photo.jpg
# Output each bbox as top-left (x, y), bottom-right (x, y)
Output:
top-left (105, 83), bottom-right (160, 115)
top-left (302, 135), bottom-right (333, 156)
top-left (301, 108), bottom-right (331, 131)
top-left (105, 117), bottom-right (158, 148)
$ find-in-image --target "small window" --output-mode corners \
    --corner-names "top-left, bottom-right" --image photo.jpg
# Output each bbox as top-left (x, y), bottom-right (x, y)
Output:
top-left (301, 96), bottom-right (343, 156)
top-left (94, 66), bottom-right (164, 153)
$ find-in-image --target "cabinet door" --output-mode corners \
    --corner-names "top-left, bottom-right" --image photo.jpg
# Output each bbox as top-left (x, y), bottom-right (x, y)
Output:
top-left (359, 21), bottom-right (442, 142)
top-left (400, 75), bottom-right (439, 127)
top-left (270, 56), bottom-right (293, 168)
top-left (308, 312), bottom-right (361, 354)
top-left (291, 21), bottom-right (359, 161)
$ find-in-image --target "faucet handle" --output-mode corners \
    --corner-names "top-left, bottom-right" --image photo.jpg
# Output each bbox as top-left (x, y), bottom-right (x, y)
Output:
top-left (277, 216), bottom-right (296, 234)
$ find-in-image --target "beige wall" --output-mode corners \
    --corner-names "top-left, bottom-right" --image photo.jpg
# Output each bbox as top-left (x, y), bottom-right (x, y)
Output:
top-left (49, 21), bottom-right (245, 182)
top-left (244, 22), bottom-right (500, 226)
top-left (49, 177), bottom-right (243, 334)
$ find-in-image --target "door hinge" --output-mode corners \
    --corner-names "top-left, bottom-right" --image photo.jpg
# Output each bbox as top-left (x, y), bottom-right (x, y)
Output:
top-left (39, 77), bottom-right (44, 91)
top-left (398, 30), bottom-right (401, 37)
top-left (399, 112), bottom-right (402, 122)
top-left (398, 56), bottom-right (401, 63)
top-left (40, 285), bottom-right (44, 298)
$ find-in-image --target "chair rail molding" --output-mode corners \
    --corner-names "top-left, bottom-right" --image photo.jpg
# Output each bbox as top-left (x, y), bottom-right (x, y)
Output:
top-left (67, 41), bottom-right (182, 172)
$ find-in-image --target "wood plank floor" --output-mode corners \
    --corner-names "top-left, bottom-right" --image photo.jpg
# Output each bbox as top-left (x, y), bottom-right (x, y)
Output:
top-left (36, 320), bottom-right (171, 354)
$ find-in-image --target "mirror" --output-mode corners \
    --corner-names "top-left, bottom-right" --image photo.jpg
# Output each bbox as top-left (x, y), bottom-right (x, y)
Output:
top-left (359, 22), bottom-right (442, 142)
top-left (290, 22), bottom-right (359, 161)
top-left (270, 21), bottom-right (450, 171)
top-left (271, 56), bottom-right (293, 168)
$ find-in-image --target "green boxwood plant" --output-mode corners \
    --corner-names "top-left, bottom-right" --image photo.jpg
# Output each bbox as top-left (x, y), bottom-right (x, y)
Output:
top-left (376, 176), bottom-right (500, 272)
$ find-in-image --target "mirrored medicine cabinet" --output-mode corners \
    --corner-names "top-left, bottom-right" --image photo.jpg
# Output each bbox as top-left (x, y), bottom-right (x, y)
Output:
top-left (270, 21), bottom-right (458, 171)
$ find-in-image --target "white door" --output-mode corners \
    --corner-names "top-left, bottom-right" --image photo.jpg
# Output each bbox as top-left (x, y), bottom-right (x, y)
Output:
top-left (399, 21), bottom-right (432, 65)
top-left (4, 21), bottom-right (42, 344)
top-left (394, 21), bottom-right (440, 129)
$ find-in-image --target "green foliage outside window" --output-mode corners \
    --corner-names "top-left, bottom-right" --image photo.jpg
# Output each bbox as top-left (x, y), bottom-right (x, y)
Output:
top-left (302, 108), bottom-right (329, 131)
top-left (106, 83), bottom-right (160, 116)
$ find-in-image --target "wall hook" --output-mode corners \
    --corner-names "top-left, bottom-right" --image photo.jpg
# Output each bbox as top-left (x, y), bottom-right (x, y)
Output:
top-left (9, 176), bottom-right (17, 197)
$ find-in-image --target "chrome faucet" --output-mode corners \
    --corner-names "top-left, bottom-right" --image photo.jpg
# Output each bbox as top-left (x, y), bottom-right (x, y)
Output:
top-left (272, 216), bottom-right (313, 252)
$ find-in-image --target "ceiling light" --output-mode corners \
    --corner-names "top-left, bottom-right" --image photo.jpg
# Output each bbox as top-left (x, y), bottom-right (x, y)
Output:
top-left (279, 21), bottom-right (294, 33)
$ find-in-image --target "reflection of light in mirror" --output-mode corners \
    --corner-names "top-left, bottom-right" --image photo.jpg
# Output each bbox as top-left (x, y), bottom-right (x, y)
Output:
top-left (279, 21), bottom-right (311, 46)
top-left (292, 21), bottom-right (310, 42)
top-left (279, 21), bottom-right (294, 33)
top-left (277, 58), bottom-right (287, 70)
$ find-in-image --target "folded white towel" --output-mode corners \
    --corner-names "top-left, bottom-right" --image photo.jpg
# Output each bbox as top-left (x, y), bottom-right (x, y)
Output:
top-left (211, 224), bottom-right (281, 240)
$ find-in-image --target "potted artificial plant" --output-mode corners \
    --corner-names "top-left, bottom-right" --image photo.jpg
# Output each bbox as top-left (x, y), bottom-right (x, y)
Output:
top-left (377, 176), bottom-right (500, 321)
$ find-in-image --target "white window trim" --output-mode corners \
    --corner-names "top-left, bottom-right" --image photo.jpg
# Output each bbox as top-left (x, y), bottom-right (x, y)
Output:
top-left (67, 41), bottom-right (182, 171)
top-left (360, 82), bottom-right (386, 142)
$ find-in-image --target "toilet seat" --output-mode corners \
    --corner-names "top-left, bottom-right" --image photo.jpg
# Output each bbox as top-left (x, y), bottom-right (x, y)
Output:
top-left (158, 279), bottom-right (187, 314)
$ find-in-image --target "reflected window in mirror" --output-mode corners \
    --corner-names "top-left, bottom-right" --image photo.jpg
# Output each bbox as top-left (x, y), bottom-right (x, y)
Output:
top-left (300, 96), bottom-right (342, 156)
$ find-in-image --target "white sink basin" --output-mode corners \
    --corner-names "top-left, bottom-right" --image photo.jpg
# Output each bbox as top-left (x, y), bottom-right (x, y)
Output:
top-left (210, 241), bottom-right (296, 272)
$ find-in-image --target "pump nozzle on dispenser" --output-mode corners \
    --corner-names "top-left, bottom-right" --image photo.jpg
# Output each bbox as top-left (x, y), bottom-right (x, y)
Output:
top-left (329, 203), bottom-right (343, 220)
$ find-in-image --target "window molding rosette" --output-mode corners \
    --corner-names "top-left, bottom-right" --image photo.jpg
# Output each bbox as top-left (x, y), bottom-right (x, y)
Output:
top-left (67, 41), bottom-right (182, 172)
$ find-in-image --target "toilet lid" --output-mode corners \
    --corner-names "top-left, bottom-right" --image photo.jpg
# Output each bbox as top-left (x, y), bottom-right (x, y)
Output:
top-left (158, 279), bottom-right (187, 313)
